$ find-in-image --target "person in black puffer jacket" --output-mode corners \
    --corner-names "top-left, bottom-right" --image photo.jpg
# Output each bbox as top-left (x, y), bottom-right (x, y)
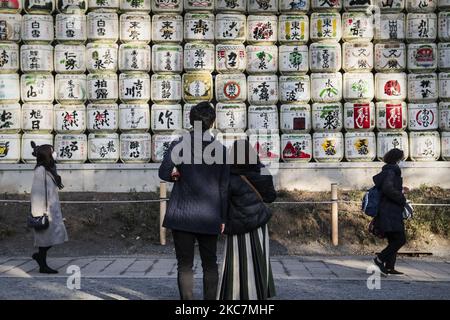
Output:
top-left (372, 148), bottom-right (408, 276)
top-left (217, 139), bottom-right (276, 300)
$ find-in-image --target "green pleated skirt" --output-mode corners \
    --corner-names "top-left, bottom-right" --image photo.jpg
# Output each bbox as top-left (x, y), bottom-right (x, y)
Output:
top-left (217, 224), bottom-right (276, 300)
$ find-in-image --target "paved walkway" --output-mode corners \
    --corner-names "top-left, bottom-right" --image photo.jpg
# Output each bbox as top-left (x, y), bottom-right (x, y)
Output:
top-left (1, 255), bottom-right (449, 281)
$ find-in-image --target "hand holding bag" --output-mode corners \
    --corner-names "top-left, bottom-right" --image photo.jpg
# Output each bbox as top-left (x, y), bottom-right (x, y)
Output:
top-left (27, 170), bottom-right (49, 231)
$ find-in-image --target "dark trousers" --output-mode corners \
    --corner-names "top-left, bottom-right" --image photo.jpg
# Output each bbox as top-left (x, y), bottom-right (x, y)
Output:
top-left (172, 230), bottom-right (219, 300)
top-left (378, 231), bottom-right (406, 270)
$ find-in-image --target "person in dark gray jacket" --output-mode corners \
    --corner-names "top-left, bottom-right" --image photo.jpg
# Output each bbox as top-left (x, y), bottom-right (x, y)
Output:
top-left (372, 148), bottom-right (408, 275)
top-left (158, 102), bottom-right (229, 300)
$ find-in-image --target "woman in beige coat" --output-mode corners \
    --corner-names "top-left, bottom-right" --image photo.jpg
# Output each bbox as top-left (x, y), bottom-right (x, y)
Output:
top-left (30, 143), bottom-right (68, 273)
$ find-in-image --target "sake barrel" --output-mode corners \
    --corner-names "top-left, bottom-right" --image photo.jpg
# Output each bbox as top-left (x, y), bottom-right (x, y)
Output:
top-left (280, 104), bottom-right (311, 133)
top-left (88, 133), bottom-right (119, 163)
top-left (215, 0), bottom-right (246, 12)
top-left (408, 103), bottom-right (439, 131)
top-left (86, 43), bottom-right (118, 73)
top-left (152, 14), bottom-right (183, 43)
top-left (88, 0), bottom-right (119, 11)
top-left (87, 12), bottom-right (119, 43)
top-left (278, 14), bottom-right (309, 44)
top-left (247, 0), bottom-right (278, 13)
top-left (0, 43), bottom-right (19, 73)
top-left (439, 102), bottom-right (450, 131)
top-left (345, 132), bottom-right (376, 162)
top-left (54, 134), bottom-right (87, 163)
top-left (279, 75), bottom-right (310, 104)
top-left (215, 102), bottom-right (247, 132)
top-left (438, 43), bottom-right (450, 71)
top-left (182, 72), bottom-right (213, 102)
top-left (247, 75), bottom-right (278, 105)
top-left (310, 72), bottom-right (342, 103)
top-left (279, 0), bottom-right (309, 12)
top-left (151, 44), bottom-right (183, 73)
top-left (183, 43), bottom-right (215, 73)
top-left (310, 12), bottom-right (342, 43)
top-left (183, 103), bottom-right (194, 130)
top-left (406, 13), bottom-right (437, 42)
top-left (342, 42), bottom-right (373, 72)
top-left (374, 0), bottom-right (405, 11)
top-left (0, 103), bottom-right (21, 133)
top-left (343, 0), bottom-right (373, 10)
top-left (54, 104), bottom-right (86, 133)
top-left (374, 13), bottom-right (405, 42)
top-left (119, 43), bottom-right (151, 72)
top-left (20, 44), bottom-right (53, 73)
top-left (311, 102), bottom-right (343, 132)
top-left (374, 43), bottom-right (406, 72)
top-left (120, 133), bottom-right (151, 163)
top-left (0, 74), bottom-right (20, 102)
top-left (25, 0), bottom-right (53, 14)
top-left (342, 12), bottom-right (374, 42)
top-left (21, 133), bottom-right (53, 163)
top-left (407, 43), bottom-right (437, 72)
top-left (376, 101), bottom-right (408, 131)
top-left (0, 0), bottom-right (23, 13)
top-left (151, 133), bottom-right (181, 163)
top-left (0, 14), bottom-right (22, 42)
top-left (281, 133), bottom-right (312, 162)
top-left (215, 73), bottom-right (247, 103)
top-left (215, 13), bottom-right (246, 43)
top-left (216, 132), bottom-right (247, 149)
top-left (374, 72), bottom-right (407, 101)
top-left (442, 132), bottom-right (450, 160)
top-left (406, 0), bottom-right (437, 12)
top-left (215, 44), bottom-right (246, 73)
top-left (439, 0), bottom-right (450, 9)
top-left (246, 15), bottom-right (278, 44)
top-left (119, 13), bottom-right (151, 43)
top-left (0, 134), bottom-right (20, 163)
top-left (309, 42), bottom-right (341, 73)
top-left (409, 131), bottom-right (440, 161)
top-left (184, 0), bottom-right (214, 10)
top-left (312, 132), bottom-right (344, 163)
top-left (438, 12), bottom-right (450, 42)
top-left (246, 45), bottom-right (278, 74)
top-left (439, 72), bottom-right (450, 100)
top-left (311, 0), bottom-right (342, 11)
top-left (55, 13), bottom-right (86, 43)
top-left (54, 44), bottom-right (86, 73)
top-left (87, 103), bottom-right (119, 132)
top-left (376, 131), bottom-right (409, 160)
top-left (55, 74), bottom-right (87, 104)
top-left (407, 73), bottom-right (438, 102)
top-left (248, 133), bottom-right (280, 162)
top-left (151, 0), bottom-right (183, 13)
top-left (344, 102), bottom-right (376, 131)
top-left (184, 12), bottom-right (215, 42)
top-left (278, 45), bottom-right (308, 74)
top-left (21, 14), bottom-right (53, 43)
top-left (119, 103), bottom-right (150, 132)
top-left (119, 0), bottom-right (151, 11)
top-left (57, 0), bottom-right (87, 13)
top-left (20, 73), bottom-right (54, 103)
top-left (248, 105), bottom-right (279, 133)
top-left (151, 103), bottom-right (182, 132)
top-left (343, 72), bottom-right (374, 102)
top-left (151, 74), bottom-right (181, 104)
top-left (22, 103), bottom-right (53, 133)
top-left (87, 73), bottom-right (118, 103)
top-left (119, 72), bottom-right (151, 103)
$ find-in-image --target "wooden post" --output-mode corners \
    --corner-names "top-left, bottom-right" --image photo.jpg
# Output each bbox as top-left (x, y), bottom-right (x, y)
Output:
top-left (331, 183), bottom-right (338, 246)
top-left (160, 181), bottom-right (167, 246)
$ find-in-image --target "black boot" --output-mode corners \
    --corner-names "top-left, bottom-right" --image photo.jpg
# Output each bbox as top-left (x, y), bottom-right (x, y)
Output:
top-left (33, 247), bottom-right (58, 274)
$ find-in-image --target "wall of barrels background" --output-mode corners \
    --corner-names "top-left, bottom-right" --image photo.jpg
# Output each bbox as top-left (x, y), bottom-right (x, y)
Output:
top-left (0, 0), bottom-right (449, 164)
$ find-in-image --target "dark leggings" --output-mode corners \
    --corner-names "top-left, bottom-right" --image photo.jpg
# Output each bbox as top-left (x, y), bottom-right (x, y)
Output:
top-left (378, 231), bottom-right (406, 270)
top-left (38, 246), bottom-right (51, 262)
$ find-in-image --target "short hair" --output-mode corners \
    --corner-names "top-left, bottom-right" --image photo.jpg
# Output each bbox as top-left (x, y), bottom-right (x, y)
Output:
top-left (189, 102), bottom-right (215, 131)
top-left (383, 148), bottom-right (405, 164)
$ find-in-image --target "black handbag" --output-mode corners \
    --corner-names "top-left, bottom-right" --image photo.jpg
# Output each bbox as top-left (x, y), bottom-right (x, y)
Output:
top-left (27, 170), bottom-right (50, 231)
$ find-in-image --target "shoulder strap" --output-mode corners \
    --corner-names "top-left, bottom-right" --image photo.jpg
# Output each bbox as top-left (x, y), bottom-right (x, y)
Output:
top-left (240, 175), bottom-right (263, 202)
top-left (44, 169), bottom-right (48, 214)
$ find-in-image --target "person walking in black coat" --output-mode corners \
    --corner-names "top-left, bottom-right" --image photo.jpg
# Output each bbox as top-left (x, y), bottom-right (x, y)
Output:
top-left (217, 139), bottom-right (277, 300)
top-left (158, 102), bottom-right (229, 300)
top-left (372, 148), bottom-right (409, 275)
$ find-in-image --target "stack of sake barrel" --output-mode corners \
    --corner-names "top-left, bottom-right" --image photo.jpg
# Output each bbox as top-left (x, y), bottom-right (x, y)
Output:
top-left (441, 1), bottom-right (450, 160)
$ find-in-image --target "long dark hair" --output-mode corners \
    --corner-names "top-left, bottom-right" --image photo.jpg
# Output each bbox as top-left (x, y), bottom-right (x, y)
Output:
top-left (229, 139), bottom-right (262, 174)
top-left (31, 142), bottom-right (64, 189)
top-left (383, 148), bottom-right (405, 165)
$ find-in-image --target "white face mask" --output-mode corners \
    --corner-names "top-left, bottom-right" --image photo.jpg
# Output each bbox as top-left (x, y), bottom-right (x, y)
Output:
top-left (52, 151), bottom-right (57, 160)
